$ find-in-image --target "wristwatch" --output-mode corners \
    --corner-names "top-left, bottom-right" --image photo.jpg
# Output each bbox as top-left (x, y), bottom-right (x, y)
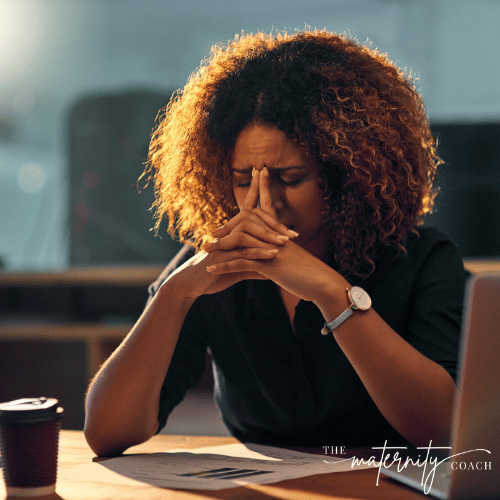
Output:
top-left (321, 286), bottom-right (372, 335)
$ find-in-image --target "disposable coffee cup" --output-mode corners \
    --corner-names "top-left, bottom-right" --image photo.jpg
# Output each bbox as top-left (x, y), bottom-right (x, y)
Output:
top-left (0, 397), bottom-right (64, 497)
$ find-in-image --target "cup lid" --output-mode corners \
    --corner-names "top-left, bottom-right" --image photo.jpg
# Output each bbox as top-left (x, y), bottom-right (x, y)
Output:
top-left (0, 397), bottom-right (64, 423)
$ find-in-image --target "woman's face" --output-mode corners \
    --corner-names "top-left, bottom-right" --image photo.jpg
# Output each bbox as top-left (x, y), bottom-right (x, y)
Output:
top-left (231, 123), bottom-right (329, 260)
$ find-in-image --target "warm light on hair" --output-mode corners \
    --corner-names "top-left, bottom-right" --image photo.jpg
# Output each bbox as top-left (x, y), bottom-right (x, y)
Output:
top-left (141, 30), bottom-right (441, 277)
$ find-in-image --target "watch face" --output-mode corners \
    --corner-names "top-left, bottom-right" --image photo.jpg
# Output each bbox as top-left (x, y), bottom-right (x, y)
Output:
top-left (349, 286), bottom-right (372, 310)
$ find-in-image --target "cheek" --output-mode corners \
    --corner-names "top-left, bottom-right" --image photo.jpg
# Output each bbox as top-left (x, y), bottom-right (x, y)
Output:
top-left (295, 182), bottom-right (325, 212)
top-left (296, 183), bottom-right (327, 226)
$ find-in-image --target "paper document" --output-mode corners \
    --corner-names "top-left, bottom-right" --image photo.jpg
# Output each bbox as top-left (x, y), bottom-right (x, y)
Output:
top-left (61, 442), bottom-right (372, 490)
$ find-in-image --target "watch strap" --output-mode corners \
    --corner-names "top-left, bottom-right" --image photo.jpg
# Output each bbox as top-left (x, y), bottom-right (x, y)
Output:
top-left (321, 307), bottom-right (353, 335)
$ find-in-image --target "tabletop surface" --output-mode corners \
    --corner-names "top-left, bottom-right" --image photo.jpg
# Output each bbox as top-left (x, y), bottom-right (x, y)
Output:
top-left (1, 431), bottom-right (429, 500)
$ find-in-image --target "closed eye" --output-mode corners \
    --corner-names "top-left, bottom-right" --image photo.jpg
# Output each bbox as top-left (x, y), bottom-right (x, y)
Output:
top-left (236, 178), bottom-right (302, 188)
top-left (232, 171), bottom-right (305, 189)
top-left (280, 178), bottom-right (302, 187)
top-left (234, 177), bottom-right (252, 188)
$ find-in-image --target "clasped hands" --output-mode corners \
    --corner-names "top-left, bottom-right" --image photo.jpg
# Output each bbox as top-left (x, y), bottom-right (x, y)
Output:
top-left (167, 167), bottom-right (345, 308)
top-left (202, 167), bottom-right (347, 306)
top-left (205, 167), bottom-right (296, 272)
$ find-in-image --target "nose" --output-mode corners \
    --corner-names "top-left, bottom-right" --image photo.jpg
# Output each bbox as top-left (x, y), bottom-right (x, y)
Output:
top-left (268, 179), bottom-right (285, 213)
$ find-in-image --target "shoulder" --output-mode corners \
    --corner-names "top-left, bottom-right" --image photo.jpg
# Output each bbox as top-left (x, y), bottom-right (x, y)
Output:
top-left (406, 226), bottom-right (467, 279)
top-left (408, 226), bottom-right (457, 251)
top-left (393, 228), bottom-right (469, 321)
top-left (369, 226), bottom-right (465, 285)
top-left (365, 227), bottom-right (467, 320)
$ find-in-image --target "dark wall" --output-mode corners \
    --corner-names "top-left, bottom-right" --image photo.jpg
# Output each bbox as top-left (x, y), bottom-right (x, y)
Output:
top-left (426, 123), bottom-right (500, 257)
top-left (67, 88), bottom-right (183, 266)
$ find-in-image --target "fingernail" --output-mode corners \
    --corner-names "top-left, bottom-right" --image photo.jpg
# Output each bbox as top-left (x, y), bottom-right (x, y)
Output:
top-left (262, 167), bottom-right (269, 177)
top-left (252, 167), bottom-right (256, 177)
top-left (276, 235), bottom-right (289, 242)
top-left (267, 249), bottom-right (279, 255)
top-left (288, 230), bottom-right (299, 238)
top-left (206, 265), bottom-right (217, 273)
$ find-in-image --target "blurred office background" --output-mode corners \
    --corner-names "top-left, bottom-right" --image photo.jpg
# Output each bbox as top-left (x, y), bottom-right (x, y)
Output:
top-left (1, 0), bottom-right (500, 272)
top-left (1, 0), bottom-right (499, 432)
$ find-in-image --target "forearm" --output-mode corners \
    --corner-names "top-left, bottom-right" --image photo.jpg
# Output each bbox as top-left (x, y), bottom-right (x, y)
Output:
top-left (327, 306), bottom-right (456, 446)
top-left (84, 282), bottom-right (195, 456)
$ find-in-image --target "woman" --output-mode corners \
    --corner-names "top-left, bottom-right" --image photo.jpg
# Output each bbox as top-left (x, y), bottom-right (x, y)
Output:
top-left (84, 30), bottom-right (467, 456)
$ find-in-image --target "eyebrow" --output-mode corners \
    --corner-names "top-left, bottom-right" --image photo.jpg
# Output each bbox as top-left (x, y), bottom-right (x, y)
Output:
top-left (232, 166), bottom-right (306, 173)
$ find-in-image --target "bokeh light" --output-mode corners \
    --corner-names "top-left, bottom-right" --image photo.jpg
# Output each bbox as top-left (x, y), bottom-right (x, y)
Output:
top-left (0, 2), bottom-right (47, 82)
top-left (83, 169), bottom-right (101, 188)
top-left (17, 163), bottom-right (46, 194)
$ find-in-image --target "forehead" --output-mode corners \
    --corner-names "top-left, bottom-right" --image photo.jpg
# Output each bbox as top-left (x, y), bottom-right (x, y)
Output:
top-left (232, 124), bottom-right (312, 169)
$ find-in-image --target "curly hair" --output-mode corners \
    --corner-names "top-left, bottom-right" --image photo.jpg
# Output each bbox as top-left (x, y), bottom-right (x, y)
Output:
top-left (141, 29), bottom-right (441, 277)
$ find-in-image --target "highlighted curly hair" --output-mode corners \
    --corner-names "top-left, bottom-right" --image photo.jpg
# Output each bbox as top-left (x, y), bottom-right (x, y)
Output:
top-left (141, 29), bottom-right (441, 277)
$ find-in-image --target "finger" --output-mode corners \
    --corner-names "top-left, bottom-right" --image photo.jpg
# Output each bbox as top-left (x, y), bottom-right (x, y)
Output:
top-left (240, 167), bottom-right (260, 211)
top-left (211, 206), bottom-right (291, 240)
top-left (251, 207), bottom-right (298, 238)
top-left (206, 248), bottom-right (278, 272)
top-left (206, 230), bottom-right (287, 252)
top-left (206, 256), bottom-right (268, 274)
top-left (211, 205), bottom-right (297, 240)
top-left (259, 167), bottom-right (277, 218)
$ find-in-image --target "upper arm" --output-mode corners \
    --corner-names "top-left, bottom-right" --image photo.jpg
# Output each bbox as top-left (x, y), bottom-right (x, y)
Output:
top-left (404, 230), bottom-right (468, 382)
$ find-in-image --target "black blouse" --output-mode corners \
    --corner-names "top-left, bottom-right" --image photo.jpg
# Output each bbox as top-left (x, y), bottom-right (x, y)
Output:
top-left (148, 227), bottom-right (468, 447)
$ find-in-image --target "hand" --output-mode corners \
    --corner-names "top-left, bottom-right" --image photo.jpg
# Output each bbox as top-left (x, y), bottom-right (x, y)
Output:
top-left (164, 168), bottom-right (297, 300)
top-left (207, 234), bottom-right (346, 304)
top-left (206, 167), bottom-right (349, 305)
top-left (209, 167), bottom-right (297, 247)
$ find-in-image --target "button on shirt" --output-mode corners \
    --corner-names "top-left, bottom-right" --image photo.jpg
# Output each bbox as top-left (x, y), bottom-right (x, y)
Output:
top-left (149, 227), bottom-right (468, 446)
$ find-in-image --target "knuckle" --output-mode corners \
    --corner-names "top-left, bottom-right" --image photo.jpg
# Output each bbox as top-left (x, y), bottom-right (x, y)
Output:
top-left (238, 218), bottom-right (249, 229)
top-left (235, 232), bottom-right (246, 245)
top-left (238, 218), bottom-right (254, 232)
top-left (215, 262), bottom-right (227, 272)
top-left (240, 247), bottom-right (252, 258)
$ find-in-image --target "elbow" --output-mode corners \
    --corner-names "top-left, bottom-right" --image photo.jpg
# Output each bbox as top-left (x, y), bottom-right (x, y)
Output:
top-left (83, 401), bottom-right (121, 456)
top-left (84, 419), bottom-right (126, 457)
top-left (405, 421), bottom-right (452, 448)
top-left (403, 396), bottom-right (455, 447)
top-left (408, 372), bottom-right (456, 447)
top-left (84, 414), bottom-right (159, 457)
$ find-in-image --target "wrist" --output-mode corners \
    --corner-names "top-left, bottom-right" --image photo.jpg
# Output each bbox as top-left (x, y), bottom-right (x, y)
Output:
top-left (312, 273), bottom-right (351, 324)
top-left (157, 278), bottom-right (197, 315)
top-left (320, 286), bottom-right (372, 335)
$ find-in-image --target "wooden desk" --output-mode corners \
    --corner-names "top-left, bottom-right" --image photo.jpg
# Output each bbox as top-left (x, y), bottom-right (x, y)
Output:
top-left (1, 431), bottom-right (427, 500)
